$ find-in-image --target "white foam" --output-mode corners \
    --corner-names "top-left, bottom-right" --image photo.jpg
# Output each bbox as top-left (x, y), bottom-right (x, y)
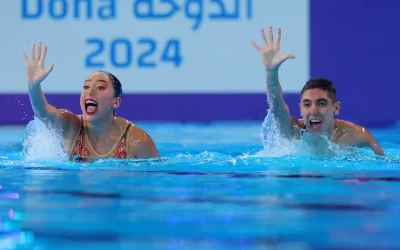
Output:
top-left (22, 118), bottom-right (68, 162)
top-left (256, 110), bottom-right (371, 159)
top-left (257, 110), bottom-right (295, 157)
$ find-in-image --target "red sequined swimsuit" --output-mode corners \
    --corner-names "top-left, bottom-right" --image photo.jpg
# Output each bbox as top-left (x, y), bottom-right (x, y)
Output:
top-left (69, 116), bottom-right (132, 160)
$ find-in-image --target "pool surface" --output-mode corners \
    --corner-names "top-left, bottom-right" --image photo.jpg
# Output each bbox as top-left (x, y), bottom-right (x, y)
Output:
top-left (0, 119), bottom-right (399, 249)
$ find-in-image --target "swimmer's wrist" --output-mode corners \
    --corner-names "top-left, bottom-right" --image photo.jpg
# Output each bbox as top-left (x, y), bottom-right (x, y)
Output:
top-left (265, 68), bottom-right (279, 73)
top-left (28, 83), bottom-right (41, 91)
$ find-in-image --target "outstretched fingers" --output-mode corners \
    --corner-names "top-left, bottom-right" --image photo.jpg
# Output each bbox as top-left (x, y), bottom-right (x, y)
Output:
top-left (25, 43), bottom-right (47, 63)
top-left (31, 43), bottom-right (35, 61)
top-left (261, 29), bottom-right (268, 46)
top-left (22, 43), bottom-right (52, 70)
top-left (268, 26), bottom-right (274, 44)
top-left (42, 45), bottom-right (48, 64)
top-left (45, 64), bottom-right (54, 76)
top-left (37, 42), bottom-right (42, 61)
top-left (250, 40), bottom-right (261, 51)
top-left (258, 27), bottom-right (280, 48)
top-left (283, 54), bottom-right (296, 61)
top-left (250, 28), bottom-right (269, 51)
top-left (276, 28), bottom-right (281, 47)
top-left (22, 51), bottom-right (29, 64)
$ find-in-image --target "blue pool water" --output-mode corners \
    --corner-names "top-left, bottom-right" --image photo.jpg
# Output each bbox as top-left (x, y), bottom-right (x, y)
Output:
top-left (0, 119), bottom-right (400, 249)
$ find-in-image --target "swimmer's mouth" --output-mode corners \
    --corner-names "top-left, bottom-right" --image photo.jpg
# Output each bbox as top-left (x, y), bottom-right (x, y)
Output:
top-left (85, 99), bottom-right (98, 115)
top-left (310, 119), bottom-right (322, 128)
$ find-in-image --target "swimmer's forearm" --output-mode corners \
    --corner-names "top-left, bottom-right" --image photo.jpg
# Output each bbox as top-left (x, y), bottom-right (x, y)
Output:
top-left (266, 69), bottom-right (292, 137)
top-left (28, 84), bottom-right (57, 120)
top-left (266, 70), bottom-right (288, 112)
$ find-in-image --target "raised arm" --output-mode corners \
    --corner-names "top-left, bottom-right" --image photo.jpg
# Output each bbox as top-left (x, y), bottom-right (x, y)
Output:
top-left (251, 26), bottom-right (295, 138)
top-left (22, 43), bottom-right (76, 134)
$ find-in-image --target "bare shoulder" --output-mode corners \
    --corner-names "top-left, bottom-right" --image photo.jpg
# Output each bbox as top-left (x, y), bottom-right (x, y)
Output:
top-left (127, 123), bottom-right (159, 159)
top-left (334, 119), bottom-right (374, 143)
top-left (57, 109), bottom-right (79, 123)
top-left (334, 119), bottom-right (385, 156)
top-left (334, 119), bottom-right (369, 137)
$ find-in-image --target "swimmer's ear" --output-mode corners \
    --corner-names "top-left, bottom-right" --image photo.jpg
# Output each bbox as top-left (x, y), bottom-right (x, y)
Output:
top-left (113, 97), bottom-right (121, 109)
top-left (334, 101), bottom-right (341, 115)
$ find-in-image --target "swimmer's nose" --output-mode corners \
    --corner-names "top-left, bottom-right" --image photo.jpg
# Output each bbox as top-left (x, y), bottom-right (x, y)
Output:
top-left (310, 104), bottom-right (318, 115)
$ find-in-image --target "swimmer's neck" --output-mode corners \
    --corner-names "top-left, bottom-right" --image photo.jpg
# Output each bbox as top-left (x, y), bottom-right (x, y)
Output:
top-left (327, 122), bottom-right (336, 139)
top-left (84, 114), bottom-right (118, 142)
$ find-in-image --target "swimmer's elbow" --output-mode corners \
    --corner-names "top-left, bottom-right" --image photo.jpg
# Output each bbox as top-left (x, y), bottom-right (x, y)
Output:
top-left (35, 107), bottom-right (75, 134)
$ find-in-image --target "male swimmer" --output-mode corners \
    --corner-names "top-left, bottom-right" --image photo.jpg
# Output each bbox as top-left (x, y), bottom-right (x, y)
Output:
top-left (251, 26), bottom-right (385, 156)
top-left (22, 42), bottom-right (159, 161)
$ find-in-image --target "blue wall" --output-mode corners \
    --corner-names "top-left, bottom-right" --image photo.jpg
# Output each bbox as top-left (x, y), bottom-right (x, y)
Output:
top-left (309, 0), bottom-right (400, 127)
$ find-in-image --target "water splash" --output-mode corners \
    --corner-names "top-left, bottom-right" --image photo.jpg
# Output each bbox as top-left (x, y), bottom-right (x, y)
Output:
top-left (257, 110), bottom-right (381, 161)
top-left (258, 110), bottom-right (295, 157)
top-left (22, 118), bottom-right (68, 162)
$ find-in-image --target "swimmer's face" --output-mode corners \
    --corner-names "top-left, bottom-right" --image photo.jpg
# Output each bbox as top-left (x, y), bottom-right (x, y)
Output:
top-left (80, 72), bottom-right (121, 121)
top-left (299, 88), bottom-right (340, 135)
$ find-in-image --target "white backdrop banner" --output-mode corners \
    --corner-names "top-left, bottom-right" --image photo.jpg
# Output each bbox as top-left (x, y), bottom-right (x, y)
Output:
top-left (0, 0), bottom-right (309, 93)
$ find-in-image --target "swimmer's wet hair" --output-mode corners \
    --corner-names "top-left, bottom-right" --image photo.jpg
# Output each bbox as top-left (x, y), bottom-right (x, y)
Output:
top-left (95, 70), bottom-right (123, 98)
top-left (300, 78), bottom-right (337, 103)
top-left (94, 70), bottom-right (123, 116)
